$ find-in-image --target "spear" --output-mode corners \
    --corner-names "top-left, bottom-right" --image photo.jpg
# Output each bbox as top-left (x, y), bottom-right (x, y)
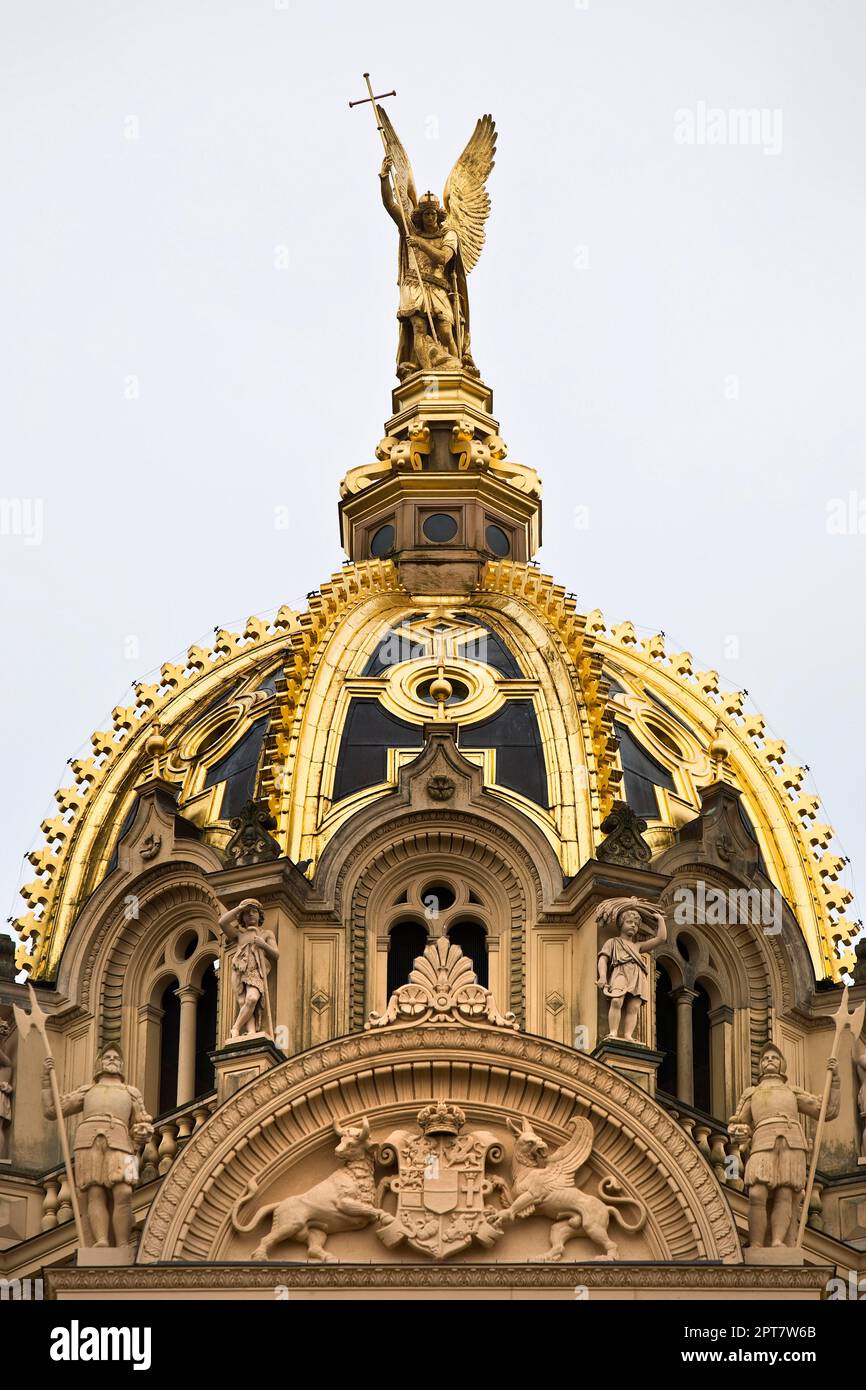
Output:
top-left (349, 72), bottom-right (441, 346)
top-left (13, 983), bottom-right (87, 1248)
top-left (797, 983), bottom-right (865, 1244)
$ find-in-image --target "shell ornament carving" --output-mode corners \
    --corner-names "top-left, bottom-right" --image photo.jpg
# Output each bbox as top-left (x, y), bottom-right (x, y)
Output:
top-left (367, 937), bottom-right (517, 1030)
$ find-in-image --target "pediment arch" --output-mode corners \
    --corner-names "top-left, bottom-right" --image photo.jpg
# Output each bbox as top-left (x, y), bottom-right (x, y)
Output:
top-left (137, 1024), bottom-right (741, 1267)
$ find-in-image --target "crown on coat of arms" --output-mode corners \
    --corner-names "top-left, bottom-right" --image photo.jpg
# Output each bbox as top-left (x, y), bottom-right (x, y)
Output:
top-left (417, 1102), bottom-right (466, 1137)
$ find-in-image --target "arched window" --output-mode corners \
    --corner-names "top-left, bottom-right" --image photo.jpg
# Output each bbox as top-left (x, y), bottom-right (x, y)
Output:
top-left (374, 872), bottom-right (504, 1020)
top-left (194, 964), bottom-right (219, 1099)
top-left (158, 980), bottom-right (180, 1116)
top-left (135, 924), bottom-right (220, 1118)
top-left (692, 982), bottom-right (712, 1115)
top-left (655, 963), bottom-right (677, 1097)
top-left (448, 921), bottom-right (488, 988)
top-left (387, 921), bottom-right (428, 997)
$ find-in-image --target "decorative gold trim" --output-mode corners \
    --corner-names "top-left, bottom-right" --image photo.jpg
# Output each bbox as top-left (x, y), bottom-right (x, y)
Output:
top-left (589, 615), bottom-right (857, 978)
top-left (14, 608), bottom-right (302, 978)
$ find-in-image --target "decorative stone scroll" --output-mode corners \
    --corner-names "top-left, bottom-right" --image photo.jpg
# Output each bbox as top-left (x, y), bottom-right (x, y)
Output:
top-left (366, 937), bottom-right (518, 1031)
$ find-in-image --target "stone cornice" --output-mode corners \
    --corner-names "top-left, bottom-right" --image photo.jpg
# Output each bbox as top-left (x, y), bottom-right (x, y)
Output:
top-left (45, 1261), bottom-right (832, 1296)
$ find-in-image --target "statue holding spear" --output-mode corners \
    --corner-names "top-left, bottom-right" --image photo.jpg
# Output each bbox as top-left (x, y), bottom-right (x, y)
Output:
top-left (728, 985), bottom-right (863, 1261)
top-left (15, 984), bottom-right (153, 1254)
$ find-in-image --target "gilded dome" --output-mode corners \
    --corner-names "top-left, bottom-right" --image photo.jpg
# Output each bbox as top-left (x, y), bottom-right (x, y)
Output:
top-left (13, 554), bottom-right (857, 983)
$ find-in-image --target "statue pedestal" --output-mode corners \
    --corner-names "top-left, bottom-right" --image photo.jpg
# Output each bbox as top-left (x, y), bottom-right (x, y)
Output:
top-left (592, 1039), bottom-right (664, 1096)
top-left (387, 369), bottom-right (496, 437)
top-left (210, 1034), bottom-right (286, 1106)
top-left (77, 1245), bottom-right (134, 1267)
top-left (744, 1246), bottom-right (805, 1267)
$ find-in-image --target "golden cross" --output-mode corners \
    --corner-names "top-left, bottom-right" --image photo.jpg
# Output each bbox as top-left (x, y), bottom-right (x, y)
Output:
top-left (348, 72), bottom-right (396, 124)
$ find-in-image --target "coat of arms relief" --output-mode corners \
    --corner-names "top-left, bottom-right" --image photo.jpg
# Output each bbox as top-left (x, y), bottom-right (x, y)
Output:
top-left (376, 1102), bottom-right (507, 1258)
top-left (228, 942), bottom-right (647, 1263)
top-left (229, 1103), bottom-right (647, 1263)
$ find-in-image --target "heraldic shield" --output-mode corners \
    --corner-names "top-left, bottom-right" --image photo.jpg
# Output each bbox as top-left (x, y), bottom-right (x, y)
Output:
top-left (377, 1103), bottom-right (507, 1258)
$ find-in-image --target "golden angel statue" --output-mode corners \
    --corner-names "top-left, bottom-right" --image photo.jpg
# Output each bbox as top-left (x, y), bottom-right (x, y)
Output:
top-left (377, 107), bottom-right (496, 380)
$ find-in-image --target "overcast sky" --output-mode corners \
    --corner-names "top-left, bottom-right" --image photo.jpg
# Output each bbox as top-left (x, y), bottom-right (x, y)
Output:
top-left (1, 1), bottom-right (863, 954)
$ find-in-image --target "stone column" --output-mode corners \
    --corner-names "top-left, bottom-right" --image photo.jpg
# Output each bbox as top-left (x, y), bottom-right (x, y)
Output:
top-left (176, 985), bottom-right (202, 1107)
top-left (672, 986), bottom-right (699, 1107)
top-left (137, 1001), bottom-right (163, 1118)
top-left (376, 934), bottom-right (390, 1015)
top-left (708, 1003), bottom-right (735, 1119)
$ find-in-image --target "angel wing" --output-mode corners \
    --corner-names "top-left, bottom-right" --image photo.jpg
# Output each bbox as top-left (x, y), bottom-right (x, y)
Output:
top-left (378, 105), bottom-right (417, 211)
top-left (442, 115), bottom-right (497, 273)
top-left (544, 1118), bottom-right (595, 1187)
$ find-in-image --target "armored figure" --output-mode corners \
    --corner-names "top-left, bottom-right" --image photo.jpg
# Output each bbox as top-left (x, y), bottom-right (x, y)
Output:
top-left (41, 1045), bottom-right (153, 1249)
top-left (729, 1041), bottom-right (839, 1251)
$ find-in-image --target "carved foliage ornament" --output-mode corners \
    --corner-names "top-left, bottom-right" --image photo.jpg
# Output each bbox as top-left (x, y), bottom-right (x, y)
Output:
top-left (596, 803), bottom-right (652, 869)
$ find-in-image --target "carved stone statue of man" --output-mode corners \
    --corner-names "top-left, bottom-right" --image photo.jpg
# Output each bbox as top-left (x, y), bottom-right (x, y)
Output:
top-left (728, 1041), bottom-right (839, 1252)
top-left (0, 1019), bottom-right (13, 1160)
top-left (42, 1045), bottom-right (153, 1249)
top-left (857, 1044), bottom-right (866, 1164)
top-left (596, 897), bottom-right (667, 1041)
top-left (218, 898), bottom-right (279, 1040)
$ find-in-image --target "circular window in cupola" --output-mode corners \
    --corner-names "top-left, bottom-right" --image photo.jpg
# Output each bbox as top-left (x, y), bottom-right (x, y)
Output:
top-left (485, 524), bottom-right (511, 557)
top-left (370, 523), bottom-right (396, 558)
top-left (422, 513), bottom-right (459, 543)
top-left (644, 718), bottom-right (683, 759)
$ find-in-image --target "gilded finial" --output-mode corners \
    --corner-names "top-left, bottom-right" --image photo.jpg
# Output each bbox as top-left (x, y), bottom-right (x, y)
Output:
top-left (429, 666), bottom-right (453, 721)
top-left (145, 719), bottom-right (167, 780)
top-left (708, 720), bottom-right (732, 781)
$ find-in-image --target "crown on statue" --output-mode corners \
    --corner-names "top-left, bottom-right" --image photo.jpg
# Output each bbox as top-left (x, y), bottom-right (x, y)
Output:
top-left (417, 1102), bottom-right (466, 1137)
